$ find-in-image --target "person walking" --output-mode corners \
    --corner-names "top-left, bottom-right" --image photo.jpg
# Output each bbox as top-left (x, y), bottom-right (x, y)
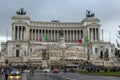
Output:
top-left (1, 68), bottom-right (4, 75)
top-left (4, 68), bottom-right (10, 80)
top-left (30, 68), bottom-right (34, 75)
top-left (31, 68), bottom-right (34, 75)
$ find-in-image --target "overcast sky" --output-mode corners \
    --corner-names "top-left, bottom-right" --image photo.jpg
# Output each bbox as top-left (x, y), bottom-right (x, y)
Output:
top-left (0, 0), bottom-right (120, 47)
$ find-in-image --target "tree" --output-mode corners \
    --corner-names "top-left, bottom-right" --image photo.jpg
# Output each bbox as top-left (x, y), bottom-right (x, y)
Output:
top-left (116, 26), bottom-right (120, 47)
top-left (116, 26), bottom-right (120, 58)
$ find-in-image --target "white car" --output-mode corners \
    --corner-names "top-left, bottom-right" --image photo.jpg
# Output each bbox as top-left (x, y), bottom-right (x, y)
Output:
top-left (43, 68), bottom-right (51, 73)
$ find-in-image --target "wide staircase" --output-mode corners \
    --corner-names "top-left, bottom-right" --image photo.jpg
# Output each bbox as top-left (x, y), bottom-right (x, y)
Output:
top-left (110, 57), bottom-right (120, 67)
top-left (90, 55), bottom-right (103, 66)
top-left (90, 55), bottom-right (120, 67)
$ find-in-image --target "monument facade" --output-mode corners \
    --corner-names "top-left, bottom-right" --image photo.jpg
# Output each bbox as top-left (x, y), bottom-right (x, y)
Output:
top-left (0, 9), bottom-right (118, 68)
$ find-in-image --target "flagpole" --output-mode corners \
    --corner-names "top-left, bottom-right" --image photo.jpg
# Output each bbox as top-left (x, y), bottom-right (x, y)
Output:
top-left (109, 32), bottom-right (111, 43)
top-left (47, 35), bottom-right (49, 68)
top-left (102, 29), bottom-right (104, 41)
top-left (6, 29), bottom-right (8, 42)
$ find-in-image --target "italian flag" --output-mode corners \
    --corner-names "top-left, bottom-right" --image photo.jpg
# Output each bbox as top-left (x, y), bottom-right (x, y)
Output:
top-left (79, 37), bottom-right (88, 44)
top-left (39, 35), bottom-right (48, 42)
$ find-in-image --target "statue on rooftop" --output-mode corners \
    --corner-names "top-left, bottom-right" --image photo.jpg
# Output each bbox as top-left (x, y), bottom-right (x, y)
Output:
top-left (16, 8), bottom-right (26, 15)
top-left (86, 10), bottom-right (95, 17)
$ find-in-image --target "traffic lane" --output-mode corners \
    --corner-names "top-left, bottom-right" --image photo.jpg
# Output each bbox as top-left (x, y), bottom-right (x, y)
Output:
top-left (27, 73), bottom-right (66, 80)
top-left (27, 72), bottom-right (120, 80)
top-left (55, 72), bottom-right (120, 80)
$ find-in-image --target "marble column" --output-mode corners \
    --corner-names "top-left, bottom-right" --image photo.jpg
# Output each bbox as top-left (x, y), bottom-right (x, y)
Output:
top-left (49, 30), bottom-right (51, 41)
top-left (31, 29), bottom-right (33, 41)
top-left (91, 28), bottom-right (93, 41)
top-left (45, 29), bottom-right (46, 36)
top-left (41, 29), bottom-right (43, 37)
top-left (95, 28), bottom-right (97, 41)
top-left (36, 29), bottom-right (38, 40)
top-left (15, 26), bottom-right (17, 40)
top-left (17, 26), bottom-right (19, 40)
top-left (64, 30), bottom-right (67, 41)
top-left (81, 30), bottom-right (83, 38)
top-left (23, 26), bottom-right (25, 40)
top-left (54, 30), bottom-right (55, 41)
top-left (35, 29), bottom-right (36, 41)
top-left (47, 30), bottom-right (48, 41)
top-left (78, 30), bottom-right (80, 40)
top-left (73, 30), bottom-right (74, 41)
top-left (38, 29), bottom-right (39, 40)
top-left (55, 30), bottom-right (57, 41)
top-left (57, 30), bottom-right (59, 41)
top-left (93, 28), bottom-right (95, 41)
top-left (21, 26), bottom-right (23, 40)
top-left (70, 30), bottom-right (71, 42)
top-left (96, 28), bottom-right (98, 41)
top-left (79, 30), bottom-right (80, 40)
top-left (98, 28), bottom-right (100, 41)
top-left (75, 30), bottom-right (77, 41)
top-left (51, 30), bottom-right (52, 41)
top-left (67, 30), bottom-right (68, 42)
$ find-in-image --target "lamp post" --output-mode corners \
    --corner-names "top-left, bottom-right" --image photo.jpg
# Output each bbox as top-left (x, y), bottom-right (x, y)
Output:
top-left (87, 49), bottom-right (90, 61)
top-left (46, 48), bottom-right (49, 68)
top-left (87, 43), bottom-right (90, 61)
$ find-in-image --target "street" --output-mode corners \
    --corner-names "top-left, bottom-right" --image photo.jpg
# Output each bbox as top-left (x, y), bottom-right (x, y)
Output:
top-left (27, 72), bottom-right (120, 80)
top-left (1, 72), bottom-right (120, 80)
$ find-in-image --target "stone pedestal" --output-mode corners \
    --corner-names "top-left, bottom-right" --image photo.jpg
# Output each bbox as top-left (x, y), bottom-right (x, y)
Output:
top-left (59, 38), bottom-right (66, 48)
top-left (42, 60), bottom-right (48, 68)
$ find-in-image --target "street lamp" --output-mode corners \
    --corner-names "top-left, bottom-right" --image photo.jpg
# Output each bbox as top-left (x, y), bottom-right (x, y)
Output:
top-left (46, 49), bottom-right (49, 68)
top-left (87, 48), bottom-right (90, 60)
top-left (87, 43), bottom-right (90, 61)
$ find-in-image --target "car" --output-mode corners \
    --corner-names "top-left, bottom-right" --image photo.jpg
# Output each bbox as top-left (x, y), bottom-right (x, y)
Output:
top-left (52, 68), bottom-right (59, 73)
top-left (8, 75), bottom-right (21, 80)
top-left (43, 68), bottom-right (51, 73)
top-left (8, 69), bottom-right (21, 80)
top-left (10, 69), bottom-right (21, 75)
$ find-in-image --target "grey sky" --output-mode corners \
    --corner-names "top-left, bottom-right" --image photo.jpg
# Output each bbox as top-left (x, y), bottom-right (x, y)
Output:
top-left (0, 0), bottom-right (120, 45)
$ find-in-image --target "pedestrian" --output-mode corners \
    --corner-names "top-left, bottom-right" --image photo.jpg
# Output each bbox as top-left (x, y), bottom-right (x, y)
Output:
top-left (4, 68), bottom-right (10, 80)
top-left (31, 68), bottom-right (34, 75)
top-left (1, 68), bottom-right (4, 75)
top-left (30, 68), bottom-right (34, 75)
top-left (64, 69), bottom-right (67, 73)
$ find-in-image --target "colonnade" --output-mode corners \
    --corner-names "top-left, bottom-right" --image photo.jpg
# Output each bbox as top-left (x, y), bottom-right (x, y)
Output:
top-left (29, 29), bottom-right (83, 42)
top-left (89, 28), bottom-right (99, 41)
top-left (14, 26), bottom-right (25, 40)
top-left (13, 27), bottom-right (99, 42)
